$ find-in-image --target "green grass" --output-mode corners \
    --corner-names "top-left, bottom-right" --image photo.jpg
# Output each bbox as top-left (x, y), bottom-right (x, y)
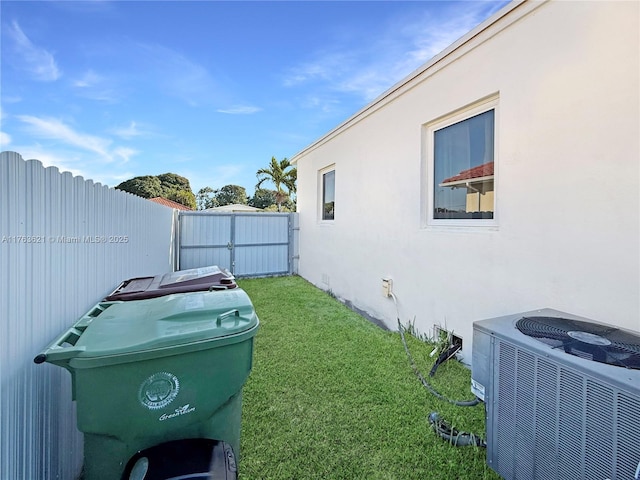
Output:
top-left (238, 276), bottom-right (500, 480)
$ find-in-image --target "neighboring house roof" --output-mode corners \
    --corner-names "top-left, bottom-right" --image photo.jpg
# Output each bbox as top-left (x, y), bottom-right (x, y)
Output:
top-left (205, 204), bottom-right (262, 212)
top-left (440, 162), bottom-right (494, 187)
top-left (149, 197), bottom-right (193, 211)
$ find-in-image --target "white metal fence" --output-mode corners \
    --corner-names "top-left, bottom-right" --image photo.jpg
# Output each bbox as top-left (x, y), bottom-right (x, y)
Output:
top-left (0, 151), bottom-right (176, 479)
top-left (178, 211), bottom-right (299, 277)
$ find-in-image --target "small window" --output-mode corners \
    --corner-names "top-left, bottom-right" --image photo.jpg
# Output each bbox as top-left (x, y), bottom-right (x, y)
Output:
top-left (428, 100), bottom-right (497, 225)
top-left (322, 169), bottom-right (335, 220)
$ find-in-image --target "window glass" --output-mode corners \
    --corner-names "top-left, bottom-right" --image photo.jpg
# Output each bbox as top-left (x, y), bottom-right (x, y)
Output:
top-left (322, 170), bottom-right (335, 220)
top-left (433, 109), bottom-right (494, 219)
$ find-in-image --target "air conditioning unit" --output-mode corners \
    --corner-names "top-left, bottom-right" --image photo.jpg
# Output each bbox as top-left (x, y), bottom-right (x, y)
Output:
top-left (471, 308), bottom-right (640, 480)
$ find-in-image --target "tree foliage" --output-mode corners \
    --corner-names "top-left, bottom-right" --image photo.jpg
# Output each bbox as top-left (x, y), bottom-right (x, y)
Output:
top-left (215, 185), bottom-right (248, 207)
top-left (256, 157), bottom-right (297, 212)
top-left (116, 172), bottom-right (196, 209)
top-left (248, 188), bottom-right (277, 209)
top-left (196, 185), bottom-right (249, 210)
top-left (116, 176), bottom-right (163, 199)
top-left (196, 187), bottom-right (217, 210)
top-left (157, 173), bottom-right (191, 192)
top-left (167, 189), bottom-right (197, 210)
top-left (250, 188), bottom-right (295, 212)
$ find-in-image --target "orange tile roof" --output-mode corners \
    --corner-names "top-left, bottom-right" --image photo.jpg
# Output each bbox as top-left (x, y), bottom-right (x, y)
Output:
top-left (149, 197), bottom-right (193, 210)
top-left (441, 161), bottom-right (494, 184)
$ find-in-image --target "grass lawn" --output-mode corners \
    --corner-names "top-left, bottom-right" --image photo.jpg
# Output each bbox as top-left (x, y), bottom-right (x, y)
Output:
top-left (238, 276), bottom-right (500, 480)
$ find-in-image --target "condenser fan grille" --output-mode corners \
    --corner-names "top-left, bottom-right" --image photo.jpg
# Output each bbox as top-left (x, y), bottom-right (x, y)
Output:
top-left (516, 316), bottom-right (640, 370)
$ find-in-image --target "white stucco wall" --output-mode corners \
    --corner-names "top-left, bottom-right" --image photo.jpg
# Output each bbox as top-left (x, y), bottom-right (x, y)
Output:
top-left (293, 0), bottom-right (640, 359)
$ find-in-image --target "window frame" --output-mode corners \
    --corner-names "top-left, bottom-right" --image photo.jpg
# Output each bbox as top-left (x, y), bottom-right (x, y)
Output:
top-left (318, 164), bottom-right (336, 223)
top-left (424, 96), bottom-right (499, 228)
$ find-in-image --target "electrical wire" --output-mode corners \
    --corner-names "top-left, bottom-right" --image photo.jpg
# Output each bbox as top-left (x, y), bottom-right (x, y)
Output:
top-left (428, 412), bottom-right (486, 448)
top-left (389, 292), bottom-right (487, 447)
top-left (390, 292), bottom-right (480, 407)
top-left (429, 345), bottom-right (462, 377)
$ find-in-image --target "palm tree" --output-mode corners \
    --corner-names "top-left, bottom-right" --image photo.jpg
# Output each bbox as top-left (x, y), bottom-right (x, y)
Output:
top-left (256, 157), bottom-right (297, 212)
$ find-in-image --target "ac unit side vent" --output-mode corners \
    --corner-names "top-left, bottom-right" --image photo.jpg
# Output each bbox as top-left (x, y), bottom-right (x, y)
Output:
top-left (616, 394), bottom-right (640, 480)
top-left (488, 335), bottom-right (640, 480)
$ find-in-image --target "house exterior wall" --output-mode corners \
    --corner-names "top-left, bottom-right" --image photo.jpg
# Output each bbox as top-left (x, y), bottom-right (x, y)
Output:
top-left (0, 151), bottom-right (176, 479)
top-left (294, 0), bottom-right (639, 358)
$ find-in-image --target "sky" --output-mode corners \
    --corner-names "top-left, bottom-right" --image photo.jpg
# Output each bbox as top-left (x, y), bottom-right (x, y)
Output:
top-left (0, 0), bottom-right (509, 196)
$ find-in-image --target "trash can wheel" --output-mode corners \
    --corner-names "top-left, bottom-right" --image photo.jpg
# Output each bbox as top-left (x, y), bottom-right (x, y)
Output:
top-left (122, 439), bottom-right (237, 480)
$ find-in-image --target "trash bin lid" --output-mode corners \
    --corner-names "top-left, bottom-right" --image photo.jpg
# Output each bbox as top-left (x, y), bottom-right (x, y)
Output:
top-left (39, 289), bottom-right (258, 368)
top-left (104, 266), bottom-right (236, 302)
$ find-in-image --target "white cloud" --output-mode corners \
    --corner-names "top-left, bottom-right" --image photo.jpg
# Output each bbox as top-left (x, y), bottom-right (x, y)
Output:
top-left (396, 3), bottom-right (506, 72)
top-left (6, 21), bottom-right (61, 82)
top-left (299, 95), bottom-right (340, 114)
top-left (216, 105), bottom-right (262, 115)
top-left (12, 115), bottom-right (145, 185)
top-left (113, 147), bottom-right (138, 163)
top-left (17, 115), bottom-right (113, 159)
top-left (283, 2), bottom-right (507, 103)
top-left (111, 121), bottom-right (147, 139)
top-left (10, 144), bottom-right (134, 188)
top-left (71, 69), bottom-right (121, 103)
top-left (12, 146), bottom-right (86, 178)
top-left (137, 43), bottom-right (220, 107)
top-left (0, 131), bottom-right (12, 148)
top-left (73, 70), bottom-right (104, 88)
top-left (282, 52), bottom-right (350, 87)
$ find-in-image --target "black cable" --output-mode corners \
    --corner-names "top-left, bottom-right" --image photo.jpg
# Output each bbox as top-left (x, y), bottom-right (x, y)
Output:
top-left (397, 317), bottom-right (480, 407)
top-left (387, 293), bottom-right (486, 447)
top-left (429, 345), bottom-right (461, 377)
top-left (428, 412), bottom-right (486, 448)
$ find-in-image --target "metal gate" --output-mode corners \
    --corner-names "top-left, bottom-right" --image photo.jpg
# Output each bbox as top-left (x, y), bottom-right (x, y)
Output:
top-left (177, 212), bottom-right (298, 277)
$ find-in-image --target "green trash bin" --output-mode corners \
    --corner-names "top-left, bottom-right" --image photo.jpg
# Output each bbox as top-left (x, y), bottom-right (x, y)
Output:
top-left (35, 284), bottom-right (259, 480)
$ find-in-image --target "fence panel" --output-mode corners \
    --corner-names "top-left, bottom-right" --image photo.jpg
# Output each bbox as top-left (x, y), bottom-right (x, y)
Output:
top-left (178, 213), bottom-right (233, 271)
top-left (0, 151), bottom-right (176, 480)
top-left (178, 212), bottom-right (297, 277)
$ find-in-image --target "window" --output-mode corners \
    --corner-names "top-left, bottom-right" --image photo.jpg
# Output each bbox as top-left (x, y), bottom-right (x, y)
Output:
top-left (321, 169), bottom-right (335, 221)
top-left (428, 99), bottom-right (497, 224)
